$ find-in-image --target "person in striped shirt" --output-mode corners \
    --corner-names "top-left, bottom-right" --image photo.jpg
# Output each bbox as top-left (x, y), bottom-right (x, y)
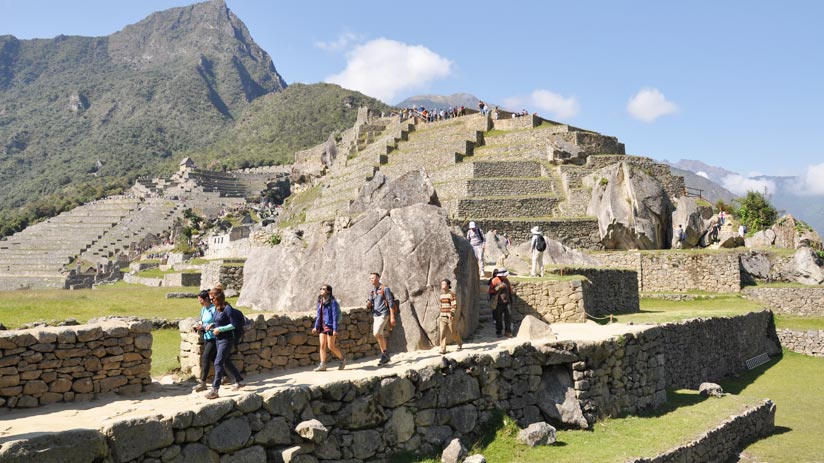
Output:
top-left (438, 279), bottom-right (463, 355)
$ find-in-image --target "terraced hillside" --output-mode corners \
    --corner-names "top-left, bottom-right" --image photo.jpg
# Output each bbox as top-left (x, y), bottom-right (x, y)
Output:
top-left (293, 110), bottom-right (680, 248)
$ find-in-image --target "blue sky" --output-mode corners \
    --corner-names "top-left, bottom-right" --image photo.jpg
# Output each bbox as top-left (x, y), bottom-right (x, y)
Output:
top-left (2, 0), bottom-right (823, 193)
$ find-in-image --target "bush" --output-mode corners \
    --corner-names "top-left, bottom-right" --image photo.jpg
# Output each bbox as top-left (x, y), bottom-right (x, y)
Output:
top-left (268, 233), bottom-right (282, 246)
top-left (735, 191), bottom-right (777, 232)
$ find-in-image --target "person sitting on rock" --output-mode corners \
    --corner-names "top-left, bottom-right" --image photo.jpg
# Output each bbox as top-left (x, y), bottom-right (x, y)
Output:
top-left (437, 279), bottom-right (463, 355)
top-left (367, 272), bottom-right (396, 366)
top-left (312, 284), bottom-right (346, 371)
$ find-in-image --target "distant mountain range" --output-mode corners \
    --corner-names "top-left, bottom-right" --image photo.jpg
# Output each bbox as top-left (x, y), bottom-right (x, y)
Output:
top-left (395, 93), bottom-right (481, 110)
top-left (666, 159), bottom-right (824, 235)
top-left (0, 0), bottom-right (389, 237)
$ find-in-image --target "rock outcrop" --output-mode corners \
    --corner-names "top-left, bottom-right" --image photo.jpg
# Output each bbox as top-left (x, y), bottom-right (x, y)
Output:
top-left (789, 244), bottom-right (824, 285)
top-left (239, 171), bottom-right (478, 352)
top-left (671, 196), bottom-right (713, 248)
top-left (585, 162), bottom-right (674, 250)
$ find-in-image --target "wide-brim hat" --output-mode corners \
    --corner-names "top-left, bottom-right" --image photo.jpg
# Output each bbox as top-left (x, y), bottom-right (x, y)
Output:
top-left (469, 221), bottom-right (477, 229)
top-left (531, 226), bottom-right (541, 234)
top-left (497, 268), bottom-right (509, 277)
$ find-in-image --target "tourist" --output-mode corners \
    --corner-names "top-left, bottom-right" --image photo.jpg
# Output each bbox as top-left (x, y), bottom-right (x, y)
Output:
top-left (490, 268), bottom-right (513, 338)
top-left (438, 279), bottom-right (463, 355)
top-left (719, 210), bottom-right (726, 226)
top-left (205, 288), bottom-right (245, 399)
top-left (466, 221), bottom-right (486, 278)
top-left (312, 284), bottom-right (346, 371)
top-left (530, 226), bottom-right (546, 277)
top-left (366, 272), bottom-right (396, 365)
top-left (738, 224), bottom-right (747, 238)
top-left (192, 289), bottom-right (216, 392)
top-left (676, 224), bottom-right (686, 249)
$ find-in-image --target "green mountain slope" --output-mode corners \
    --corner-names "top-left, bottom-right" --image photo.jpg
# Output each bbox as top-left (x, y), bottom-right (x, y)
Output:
top-left (0, 0), bottom-right (285, 236)
top-left (188, 82), bottom-right (394, 169)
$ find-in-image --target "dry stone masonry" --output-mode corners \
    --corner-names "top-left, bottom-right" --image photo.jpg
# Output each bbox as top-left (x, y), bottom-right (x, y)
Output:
top-left (776, 329), bottom-right (824, 357)
top-left (597, 250), bottom-right (742, 293)
top-left (179, 308), bottom-right (382, 378)
top-left (743, 286), bottom-right (824, 316)
top-left (0, 318), bottom-right (152, 409)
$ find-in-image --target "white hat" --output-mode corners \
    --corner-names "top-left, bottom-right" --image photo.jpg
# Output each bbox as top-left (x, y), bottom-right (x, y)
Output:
top-left (468, 221), bottom-right (477, 229)
top-left (531, 226), bottom-right (541, 234)
top-left (497, 268), bottom-right (509, 277)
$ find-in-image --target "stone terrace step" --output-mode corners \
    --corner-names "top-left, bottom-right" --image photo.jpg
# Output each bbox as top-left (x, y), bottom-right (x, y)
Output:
top-left (435, 177), bottom-right (560, 201)
top-left (470, 161), bottom-right (543, 178)
top-left (447, 195), bottom-right (562, 219)
top-left (466, 217), bottom-right (601, 247)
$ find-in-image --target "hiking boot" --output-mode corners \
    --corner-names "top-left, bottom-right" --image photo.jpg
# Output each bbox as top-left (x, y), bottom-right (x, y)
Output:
top-left (505, 331), bottom-right (513, 338)
top-left (205, 388), bottom-right (219, 400)
top-left (378, 352), bottom-right (390, 365)
top-left (193, 380), bottom-right (207, 392)
top-left (234, 381), bottom-right (246, 391)
top-left (314, 362), bottom-right (327, 372)
top-left (338, 357), bottom-right (347, 370)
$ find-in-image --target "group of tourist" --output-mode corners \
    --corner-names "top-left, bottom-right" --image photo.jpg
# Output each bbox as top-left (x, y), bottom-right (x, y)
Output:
top-left (402, 105), bottom-right (468, 123)
top-left (191, 284), bottom-right (245, 399)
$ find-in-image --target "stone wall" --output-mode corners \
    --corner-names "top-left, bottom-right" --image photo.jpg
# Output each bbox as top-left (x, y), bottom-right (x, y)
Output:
top-left (556, 267), bottom-right (639, 316)
top-left (179, 308), bottom-right (382, 379)
top-left (776, 329), bottom-right (824, 357)
top-left (0, 318), bottom-right (152, 409)
top-left (627, 399), bottom-right (775, 463)
top-left (742, 286), bottom-right (824, 316)
top-left (2, 312), bottom-right (779, 462)
top-left (596, 251), bottom-right (742, 293)
top-left (491, 114), bottom-right (540, 130)
top-left (200, 262), bottom-right (245, 291)
top-left (511, 279), bottom-right (588, 324)
top-left (473, 218), bottom-right (602, 249)
top-left (511, 270), bottom-right (638, 325)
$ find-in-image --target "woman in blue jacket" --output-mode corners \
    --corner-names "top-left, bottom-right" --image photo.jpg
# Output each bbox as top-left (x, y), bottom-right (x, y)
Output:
top-left (205, 288), bottom-right (245, 399)
top-left (311, 284), bottom-right (346, 371)
top-left (192, 289), bottom-right (216, 392)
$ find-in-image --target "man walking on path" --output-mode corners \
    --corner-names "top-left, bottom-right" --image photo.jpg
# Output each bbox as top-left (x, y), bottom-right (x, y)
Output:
top-left (367, 272), bottom-right (395, 366)
top-left (466, 221), bottom-right (486, 278)
top-left (530, 226), bottom-right (546, 277)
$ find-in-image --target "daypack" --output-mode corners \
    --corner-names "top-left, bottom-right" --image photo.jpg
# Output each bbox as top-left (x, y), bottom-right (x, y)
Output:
top-left (535, 234), bottom-right (547, 252)
top-left (227, 304), bottom-right (254, 346)
top-left (375, 285), bottom-right (400, 313)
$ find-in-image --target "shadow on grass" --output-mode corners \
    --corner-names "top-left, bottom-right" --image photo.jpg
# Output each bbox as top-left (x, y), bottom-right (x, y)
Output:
top-left (720, 352), bottom-right (783, 395)
top-left (724, 426), bottom-right (793, 463)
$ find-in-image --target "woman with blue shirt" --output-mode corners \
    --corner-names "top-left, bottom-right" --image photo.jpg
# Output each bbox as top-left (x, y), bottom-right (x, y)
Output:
top-left (192, 289), bottom-right (216, 392)
top-left (311, 284), bottom-right (346, 371)
top-left (205, 288), bottom-right (245, 399)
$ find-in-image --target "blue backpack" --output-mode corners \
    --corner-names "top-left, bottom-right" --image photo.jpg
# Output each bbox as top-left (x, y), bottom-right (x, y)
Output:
top-left (227, 304), bottom-right (254, 346)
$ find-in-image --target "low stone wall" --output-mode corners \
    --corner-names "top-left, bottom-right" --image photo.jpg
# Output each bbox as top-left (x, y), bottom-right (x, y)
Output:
top-left (776, 329), bottom-right (824, 357)
top-left (200, 262), bottom-right (245, 290)
top-left (555, 267), bottom-right (639, 316)
top-left (597, 251), bottom-right (742, 293)
top-left (628, 399), bottom-right (775, 463)
top-left (742, 286), bottom-right (824, 316)
top-left (2, 312), bottom-right (779, 462)
top-left (0, 318), bottom-right (152, 409)
top-left (123, 273), bottom-right (162, 287)
top-left (511, 270), bottom-right (638, 325)
top-left (472, 218), bottom-right (602, 249)
top-left (179, 307), bottom-right (382, 379)
top-left (511, 279), bottom-right (587, 324)
top-left (163, 272), bottom-right (201, 287)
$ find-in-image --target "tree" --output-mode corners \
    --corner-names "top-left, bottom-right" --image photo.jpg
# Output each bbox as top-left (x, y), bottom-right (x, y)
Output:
top-left (735, 191), bottom-right (777, 232)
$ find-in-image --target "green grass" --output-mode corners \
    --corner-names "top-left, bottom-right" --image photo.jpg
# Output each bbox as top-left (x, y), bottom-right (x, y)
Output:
top-left (151, 329), bottom-right (181, 377)
top-left (773, 314), bottom-right (824, 331)
top-left (604, 295), bottom-right (766, 325)
top-left (136, 268), bottom-right (200, 278)
top-left (509, 275), bottom-right (587, 283)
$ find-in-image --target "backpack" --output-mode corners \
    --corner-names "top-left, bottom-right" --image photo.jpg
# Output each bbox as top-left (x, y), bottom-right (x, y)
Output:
top-left (535, 234), bottom-right (547, 252)
top-left (376, 285), bottom-right (400, 313)
top-left (227, 304), bottom-right (254, 346)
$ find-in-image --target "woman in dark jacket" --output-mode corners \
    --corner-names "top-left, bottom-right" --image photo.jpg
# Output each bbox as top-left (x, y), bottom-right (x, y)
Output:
top-left (311, 284), bottom-right (346, 371)
top-left (205, 288), bottom-right (245, 399)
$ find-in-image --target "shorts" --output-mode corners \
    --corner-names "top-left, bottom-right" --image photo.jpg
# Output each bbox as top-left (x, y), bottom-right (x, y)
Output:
top-left (372, 314), bottom-right (390, 337)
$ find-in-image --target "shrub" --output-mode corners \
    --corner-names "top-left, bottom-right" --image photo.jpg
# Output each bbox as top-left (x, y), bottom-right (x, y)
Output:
top-left (268, 233), bottom-right (282, 246)
top-left (735, 191), bottom-right (777, 232)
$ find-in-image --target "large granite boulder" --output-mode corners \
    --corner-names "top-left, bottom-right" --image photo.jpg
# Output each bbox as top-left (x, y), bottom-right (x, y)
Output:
top-left (348, 169), bottom-right (439, 216)
top-left (739, 251), bottom-right (772, 284)
top-left (536, 365), bottom-right (588, 429)
top-left (671, 196), bottom-right (713, 248)
top-left (789, 244), bottom-right (824, 285)
top-left (238, 203), bottom-right (479, 352)
top-left (771, 214), bottom-right (823, 250)
top-left (584, 162), bottom-right (674, 250)
top-left (483, 230), bottom-right (511, 270)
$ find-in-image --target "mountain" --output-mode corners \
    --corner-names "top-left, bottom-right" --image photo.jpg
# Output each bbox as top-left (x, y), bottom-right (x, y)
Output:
top-left (189, 82), bottom-right (393, 169)
top-left (0, 0), bottom-right (286, 236)
top-left (669, 159), bottom-right (824, 235)
top-left (395, 93), bottom-right (481, 110)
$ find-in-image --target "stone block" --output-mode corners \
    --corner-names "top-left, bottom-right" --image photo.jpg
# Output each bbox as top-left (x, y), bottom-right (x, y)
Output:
top-left (0, 428), bottom-right (107, 463)
top-left (204, 417), bottom-right (251, 453)
top-left (22, 380), bottom-right (48, 395)
top-left (103, 415), bottom-right (174, 463)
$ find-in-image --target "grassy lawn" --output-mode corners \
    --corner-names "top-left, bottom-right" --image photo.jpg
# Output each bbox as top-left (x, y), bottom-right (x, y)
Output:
top-left (773, 314), bottom-right (824, 331)
top-left (605, 294), bottom-right (766, 325)
top-left (151, 328), bottom-right (181, 377)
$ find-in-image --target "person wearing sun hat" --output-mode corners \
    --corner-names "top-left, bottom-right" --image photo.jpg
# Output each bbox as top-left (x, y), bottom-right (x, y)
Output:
top-left (530, 226), bottom-right (547, 277)
top-left (466, 221), bottom-right (486, 278)
top-left (489, 267), bottom-right (513, 338)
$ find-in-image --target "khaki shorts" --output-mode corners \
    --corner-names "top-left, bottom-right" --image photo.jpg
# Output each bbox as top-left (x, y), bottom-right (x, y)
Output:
top-left (373, 314), bottom-right (390, 337)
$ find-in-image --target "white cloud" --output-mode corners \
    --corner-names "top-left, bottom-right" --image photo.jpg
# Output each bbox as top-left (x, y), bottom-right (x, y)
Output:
top-left (325, 38), bottom-right (454, 103)
top-left (798, 163), bottom-right (824, 195)
top-left (721, 174), bottom-right (776, 196)
top-left (696, 171), bottom-right (709, 179)
top-left (315, 32), bottom-right (362, 52)
top-left (503, 90), bottom-right (580, 120)
top-left (627, 88), bottom-right (678, 122)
